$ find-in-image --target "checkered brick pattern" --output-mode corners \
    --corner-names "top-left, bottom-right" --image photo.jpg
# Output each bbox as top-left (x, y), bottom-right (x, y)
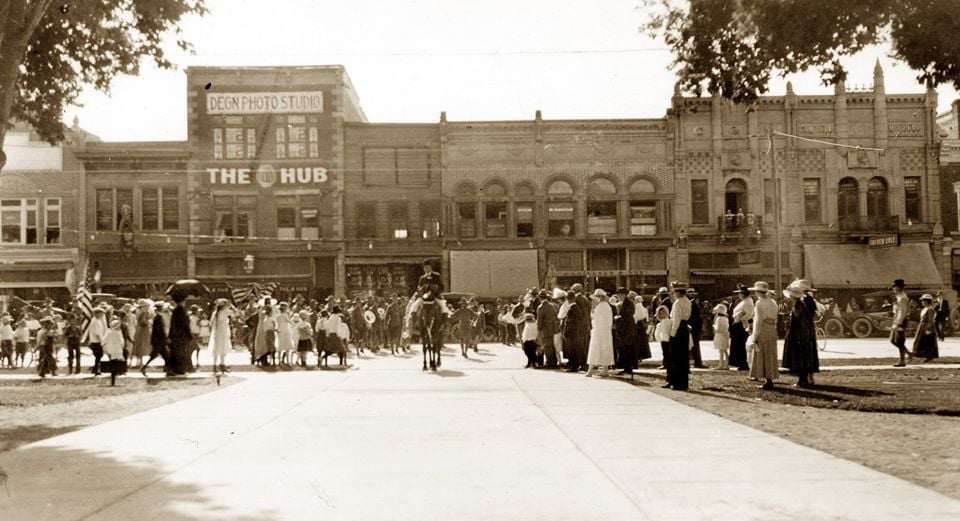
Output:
top-left (899, 147), bottom-right (925, 171)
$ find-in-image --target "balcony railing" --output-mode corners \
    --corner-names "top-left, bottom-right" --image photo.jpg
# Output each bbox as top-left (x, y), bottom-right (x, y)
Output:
top-left (718, 214), bottom-right (763, 234)
top-left (838, 215), bottom-right (899, 233)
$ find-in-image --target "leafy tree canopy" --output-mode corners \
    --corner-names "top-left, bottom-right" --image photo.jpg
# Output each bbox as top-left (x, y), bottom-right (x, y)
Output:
top-left (642, 0), bottom-right (960, 102)
top-left (0, 0), bottom-right (206, 169)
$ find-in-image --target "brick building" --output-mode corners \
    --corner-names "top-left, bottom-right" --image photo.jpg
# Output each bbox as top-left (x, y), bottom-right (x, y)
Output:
top-left (342, 122), bottom-right (442, 297)
top-left (937, 99), bottom-right (960, 287)
top-left (0, 120), bottom-right (93, 305)
top-left (38, 63), bottom-right (948, 303)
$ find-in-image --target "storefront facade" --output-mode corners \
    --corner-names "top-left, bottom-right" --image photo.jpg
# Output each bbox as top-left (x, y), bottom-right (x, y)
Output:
top-left (186, 66), bottom-right (366, 299)
top-left (0, 122), bottom-right (88, 307)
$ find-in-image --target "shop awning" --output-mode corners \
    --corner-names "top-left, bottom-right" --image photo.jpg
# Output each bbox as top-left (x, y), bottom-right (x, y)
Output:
top-left (346, 257), bottom-right (439, 266)
top-left (553, 270), bottom-right (668, 277)
top-left (804, 243), bottom-right (943, 289)
top-left (690, 270), bottom-right (792, 278)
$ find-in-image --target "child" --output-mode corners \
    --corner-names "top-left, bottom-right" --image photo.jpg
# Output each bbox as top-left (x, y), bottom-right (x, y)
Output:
top-left (199, 312), bottom-right (211, 348)
top-left (712, 304), bottom-right (730, 370)
top-left (521, 314), bottom-right (539, 368)
top-left (0, 315), bottom-right (14, 368)
top-left (295, 310), bottom-right (314, 367)
top-left (314, 309), bottom-right (328, 367)
top-left (14, 319), bottom-right (30, 368)
top-left (653, 305), bottom-right (672, 383)
top-left (323, 306), bottom-right (347, 367)
top-left (36, 318), bottom-right (58, 377)
top-left (102, 319), bottom-right (128, 386)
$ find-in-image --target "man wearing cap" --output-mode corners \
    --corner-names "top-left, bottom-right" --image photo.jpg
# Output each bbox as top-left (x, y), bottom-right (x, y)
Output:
top-left (536, 289), bottom-right (560, 369)
top-left (648, 286), bottom-right (672, 320)
top-left (686, 287), bottom-right (705, 369)
top-left (666, 282), bottom-right (692, 390)
top-left (747, 281), bottom-right (779, 390)
top-left (890, 279), bottom-right (912, 367)
top-left (613, 287), bottom-right (638, 374)
top-left (87, 306), bottom-right (109, 375)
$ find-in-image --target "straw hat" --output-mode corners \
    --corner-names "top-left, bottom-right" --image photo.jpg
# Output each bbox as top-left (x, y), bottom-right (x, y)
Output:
top-left (551, 288), bottom-right (567, 300)
top-left (783, 279), bottom-right (816, 299)
top-left (733, 284), bottom-right (750, 296)
top-left (713, 303), bottom-right (728, 315)
top-left (591, 288), bottom-right (608, 299)
top-left (747, 281), bottom-right (770, 293)
top-left (920, 293), bottom-right (934, 302)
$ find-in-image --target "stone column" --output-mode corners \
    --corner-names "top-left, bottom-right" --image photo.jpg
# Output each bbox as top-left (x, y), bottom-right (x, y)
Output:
top-left (952, 182), bottom-right (960, 232)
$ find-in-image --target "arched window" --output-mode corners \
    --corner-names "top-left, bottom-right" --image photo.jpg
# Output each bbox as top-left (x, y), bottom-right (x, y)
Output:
top-left (630, 178), bottom-right (657, 194)
top-left (724, 178), bottom-right (748, 214)
top-left (587, 177), bottom-right (618, 195)
top-left (481, 181), bottom-right (507, 198)
top-left (547, 179), bottom-right (575, 195)
top-left (456, 183), bottom-right (477, 198)
top-left (838, 177), bottom-right (859, 229)
top-left (515, 182), bottom-right (536, 198)
top-left (867, 177), bottom-right (889, 217)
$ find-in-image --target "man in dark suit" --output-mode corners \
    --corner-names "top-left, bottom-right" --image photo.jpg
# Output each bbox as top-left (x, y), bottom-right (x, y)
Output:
top-left (614, 287), bottom-right (638, 374)
top-left (570, 283), bottom-right (592, 371)
top-left (687, 288), bottom-right (705, 368)
top-left (561, 292), bottom-right (585, 372)
top-left (536, 290), bottom-right (560, 368)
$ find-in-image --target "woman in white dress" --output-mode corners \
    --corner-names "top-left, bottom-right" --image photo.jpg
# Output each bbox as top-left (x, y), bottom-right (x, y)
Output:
top-left (586, 289), bottom-right (615, 378)
top-left (208, 299), bottom-right (234, 373)
top-left (276, 302), bottom-right (296, 366)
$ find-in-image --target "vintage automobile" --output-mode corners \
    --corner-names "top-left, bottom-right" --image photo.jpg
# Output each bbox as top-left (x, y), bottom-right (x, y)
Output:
top-left (821, 289), bottom-right (958, 338)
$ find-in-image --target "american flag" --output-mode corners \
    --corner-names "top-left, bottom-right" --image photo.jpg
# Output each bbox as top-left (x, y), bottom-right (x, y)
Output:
top-left (229, 282), bottom-right (279, 304)
top-left (75, 261), bottom-right (94, 342)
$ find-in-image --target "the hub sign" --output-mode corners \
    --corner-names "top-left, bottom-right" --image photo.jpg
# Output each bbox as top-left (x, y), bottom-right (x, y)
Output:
top-left (207, 166), bottom-right (329, 188)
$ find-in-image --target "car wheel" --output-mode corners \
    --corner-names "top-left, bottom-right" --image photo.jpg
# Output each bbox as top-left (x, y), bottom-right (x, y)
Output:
top-left (851, 317), bottom-right (874, 338)
top-left (824, 318), bottom-right (845, 338)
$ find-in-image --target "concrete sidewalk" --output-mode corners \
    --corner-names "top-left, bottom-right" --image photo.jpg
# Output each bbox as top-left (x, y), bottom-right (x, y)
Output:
top-left (1, 348), bottom-right (959, 520)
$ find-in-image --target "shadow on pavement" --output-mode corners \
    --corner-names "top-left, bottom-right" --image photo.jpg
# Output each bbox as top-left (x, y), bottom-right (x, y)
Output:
top-left (0, 445), bottom-right (278, 521)
top-left (432, 369), bottom-right (465, 378)
top-left (0, 425), bottom-right (82, 453)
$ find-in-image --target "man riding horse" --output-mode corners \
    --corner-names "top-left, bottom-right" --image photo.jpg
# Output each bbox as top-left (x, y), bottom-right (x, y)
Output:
top-left (410, 260), bottom-right (450, 370)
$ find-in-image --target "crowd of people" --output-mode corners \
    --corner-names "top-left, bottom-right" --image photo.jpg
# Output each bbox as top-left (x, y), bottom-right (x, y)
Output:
top-left (0, 266), bottom-right (945, 389)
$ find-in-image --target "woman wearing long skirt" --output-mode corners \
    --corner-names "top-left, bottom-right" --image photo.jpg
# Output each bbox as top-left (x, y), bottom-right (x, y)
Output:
top-left (613, 287), bottom-right (639, 374)
top-left (166, 296), bottom-right (194, 376)
top-left (132, 300), bottom-right (153, 364)
top-left (585, 289), bottom-right (615, 378)
top-left (253, 305), bottom-right (276, 366)
top-left (782, 280), bottom-right (820, 387)
top-left (914, 294), bottom-right (940, 362)
top-left (747, 281), bottom-right (779, 390)
top-left (729, 284), bottom-right (753, 371)
top-left (666, 282), bottom-right (692, 391)
top-left (209, 299), bottom-right (234, 373)
top-left (276, 303), bottom-right (296, 366)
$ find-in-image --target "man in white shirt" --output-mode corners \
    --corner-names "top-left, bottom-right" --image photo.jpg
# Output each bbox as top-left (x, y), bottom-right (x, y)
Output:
top-left (666, 282), bottom-right (692, 391)
top-left (890, 279), bottom-right (912, 367)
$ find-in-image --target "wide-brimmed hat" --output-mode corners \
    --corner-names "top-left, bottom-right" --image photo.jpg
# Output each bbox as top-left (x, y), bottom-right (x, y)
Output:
top-left (713, 303), bottom-right (728, 315)
top-left (657, 286), bottom-right (669, 295)
top-left (920, 293), bottom-right (935, 302)
top-left (891, 279), bottom-right (906, 289)
top-left (538, 289), bottom-right (550, 299)
top-left (93, 306), bottom-right (107, 315)
top-left (783, 279), bottom-right (816, 299)
top-left (733, 284), bottom-right (750, 296)
top-left (686, 287), bottom-right (698, 296)
top-left (551, 287), bottom-right (567, 300)
top-left (748, 281), bottom-right (770, 293)
top-left (570, 283), bottom-right (584, 293)
top-left (671, 281), bottom-right (688, 292)
top-left (592, 289), bottom-right (607, 298)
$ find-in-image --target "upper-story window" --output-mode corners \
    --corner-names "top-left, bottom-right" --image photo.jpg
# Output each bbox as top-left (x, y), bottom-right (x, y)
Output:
top-left (213, 125), bottom-right (257, 159)
top-left (690, 179), bottom-right (709, 225)
top-left (276, 121), bottom-right (320, 159)
top-left (141, 186), bottom-right (179, 231)
top-left (95, 188), bottom-right (133, 231)
top-left (1, 198), bottom-right (62, 246)
top-left (803, 178), bottom-right (821, 224)
top-left (587, 177), bottom-right (617, 196)
top-left (629, 178), bottom-right (657, 236)
top-left (45, 198), bottom-right (61, 244)
top-left (214, 195), bottom-right (257, 242)
top-left (904, 177), bottom-right (921, 222)
top-left (363, 148), bottom-right (432, 186)
top-left (547, 179), bottom-right (576, 237)
top-left (867, 177), bottom-right (889, 217)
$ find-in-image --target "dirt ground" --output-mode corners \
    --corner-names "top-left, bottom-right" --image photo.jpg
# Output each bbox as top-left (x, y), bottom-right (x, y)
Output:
top-left (0, 377), bottom-right (234, 452)
top-left (623, 370), bottom-right (960, 501)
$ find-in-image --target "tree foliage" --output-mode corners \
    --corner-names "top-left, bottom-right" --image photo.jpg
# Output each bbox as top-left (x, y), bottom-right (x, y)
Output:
top-left (642, 0), bottom-right (960, 102)
top-left (0, 0), bottom-right (206, 169)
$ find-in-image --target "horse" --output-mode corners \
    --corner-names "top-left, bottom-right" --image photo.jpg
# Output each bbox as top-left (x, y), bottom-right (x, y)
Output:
top-left (417, 296), bottom-right (444, 371)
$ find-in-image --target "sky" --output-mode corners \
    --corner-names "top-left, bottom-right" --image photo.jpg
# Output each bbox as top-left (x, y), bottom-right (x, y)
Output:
top-left (65, 0), bottom-right (960, 142)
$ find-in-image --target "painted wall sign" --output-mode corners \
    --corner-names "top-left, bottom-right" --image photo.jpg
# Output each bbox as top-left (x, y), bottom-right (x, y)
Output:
top-left (207, 165), bottom-right (329, 187)
top-left (206, 91), bottom-right (324, 115)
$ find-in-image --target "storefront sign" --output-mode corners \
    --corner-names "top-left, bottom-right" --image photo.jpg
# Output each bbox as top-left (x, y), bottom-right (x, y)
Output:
top-left (206, 91), bottom-right (323, 115)
top-left (869, 234), bottom-right (900, 249)
top-left (206, 165), bottom-right (329, 187)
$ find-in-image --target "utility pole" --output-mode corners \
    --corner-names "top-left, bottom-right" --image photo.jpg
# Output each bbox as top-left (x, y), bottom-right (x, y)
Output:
top-left (769, 130), bottom-right (783, 295)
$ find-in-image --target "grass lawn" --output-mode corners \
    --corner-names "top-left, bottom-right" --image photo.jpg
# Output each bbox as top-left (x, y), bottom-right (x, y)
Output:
top-left (818, 356), bottom-right (960, 367)
top-left (0, 377), bottom-right (234, 452)
top-left (620, 368), bottom-right (960, 500)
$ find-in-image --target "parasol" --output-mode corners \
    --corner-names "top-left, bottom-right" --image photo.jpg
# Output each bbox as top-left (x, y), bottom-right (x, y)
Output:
top-left (166, 279), bottom-right (211, 301)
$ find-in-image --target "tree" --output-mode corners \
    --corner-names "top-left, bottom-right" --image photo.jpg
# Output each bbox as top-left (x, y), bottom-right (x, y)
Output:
top-left (642, 0), bottom-right (960, 102)
top-left (0, 0), bottom-right (206, 170)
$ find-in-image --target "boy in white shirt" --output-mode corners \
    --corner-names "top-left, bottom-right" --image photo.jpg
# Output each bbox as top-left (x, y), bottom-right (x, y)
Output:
top-left (87, 307), bottom-right (108, 375)
top-left (102, 319), bottom-right (127, 386)
top-left (653, 305), bottom-right (673, 378)
top-left (521, 314), bottom-right (539, 368)
top-left (14, 319), bottom-right (30, 368)
top-left (712, 304), bottom-right (730, 370)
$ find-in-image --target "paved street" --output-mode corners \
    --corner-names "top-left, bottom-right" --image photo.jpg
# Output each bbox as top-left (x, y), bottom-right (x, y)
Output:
top-left (2, 343), bottom-right (960, 521)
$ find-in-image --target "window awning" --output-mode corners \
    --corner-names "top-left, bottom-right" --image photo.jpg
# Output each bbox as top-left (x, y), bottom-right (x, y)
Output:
top-left (804, 243), bottom-right (943, 289)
